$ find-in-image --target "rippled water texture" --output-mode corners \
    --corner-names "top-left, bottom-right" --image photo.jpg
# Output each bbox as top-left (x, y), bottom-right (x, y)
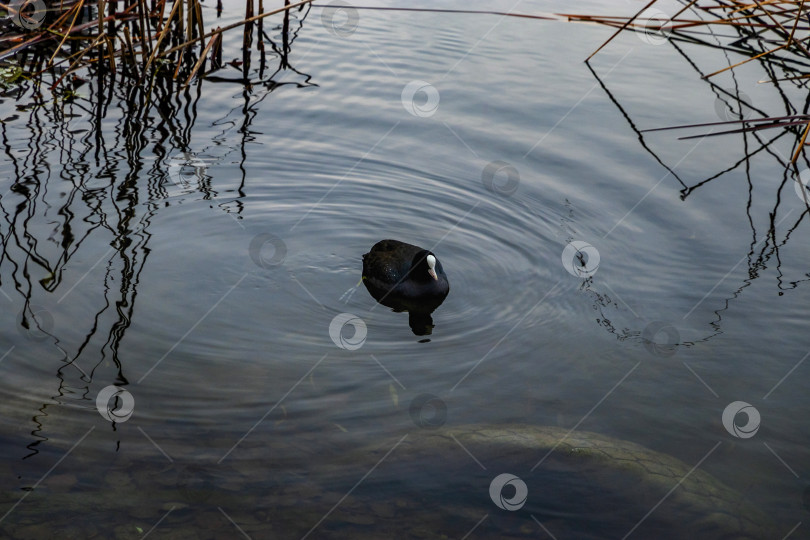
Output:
top-left (1, 1), bottom-right (809, 538)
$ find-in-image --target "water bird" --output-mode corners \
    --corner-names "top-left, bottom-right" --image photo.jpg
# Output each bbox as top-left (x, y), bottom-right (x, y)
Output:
top-left (362, 239), bottom-right (450, 335)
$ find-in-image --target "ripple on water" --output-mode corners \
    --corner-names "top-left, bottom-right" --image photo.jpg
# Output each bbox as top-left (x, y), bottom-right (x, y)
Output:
top-left (244, 154), bottom-right (567, 358)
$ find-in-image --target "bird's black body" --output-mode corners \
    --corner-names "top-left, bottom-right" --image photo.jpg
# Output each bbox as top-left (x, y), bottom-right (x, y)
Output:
top-left (362, 240), bottom-right (450, 334)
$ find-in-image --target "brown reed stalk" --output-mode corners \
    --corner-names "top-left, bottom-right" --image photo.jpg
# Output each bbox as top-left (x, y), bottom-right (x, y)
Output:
top-left (583, 0), bottom-right (810, 70)
top-left (580, 1), bottom-right (810, 163)
top-left (181, 31), bottom-right (218, 90)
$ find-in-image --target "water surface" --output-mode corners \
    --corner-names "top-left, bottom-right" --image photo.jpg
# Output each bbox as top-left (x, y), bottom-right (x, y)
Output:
top-left (1, 1), bottom-right (809, 538)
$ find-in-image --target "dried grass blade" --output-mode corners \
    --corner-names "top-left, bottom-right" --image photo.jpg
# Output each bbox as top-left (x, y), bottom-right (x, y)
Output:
top-left (643, 114), bottom-right (810, 132)
top-left (180, 30), bottom-right (220, 90)
top-left (678, 120), bottom-right (810, 139)
top-left (586, 0), bottom-right (661, 61)
top-left (49, 33), bottom-right (105, 90)
top-left (791, 120), bottom-right (810, 164)
top-left (47, 0), bottom-right (85, 67)
top-left (703, 43), bottom-right (788, 78)
top-left (143, 0), bottom-right (182, 76)
top-left (159, 0), bottom-right (314, 58)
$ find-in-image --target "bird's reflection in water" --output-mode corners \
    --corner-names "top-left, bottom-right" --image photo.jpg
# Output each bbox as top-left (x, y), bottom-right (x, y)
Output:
top-left (374, 303), bottom-right (437, 336)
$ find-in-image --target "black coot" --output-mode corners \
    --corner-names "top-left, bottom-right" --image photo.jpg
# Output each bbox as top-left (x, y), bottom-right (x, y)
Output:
top-left (362, 239), bottom-right (450, 335)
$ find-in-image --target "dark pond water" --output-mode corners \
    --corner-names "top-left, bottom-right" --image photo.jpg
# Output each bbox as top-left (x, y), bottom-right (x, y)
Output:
top-left (2, 1), bottom-right (809, 538)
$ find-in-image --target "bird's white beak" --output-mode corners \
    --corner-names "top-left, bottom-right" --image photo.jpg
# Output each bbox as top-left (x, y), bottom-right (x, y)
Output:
top-left (426, 254), bottom-right (438, 280)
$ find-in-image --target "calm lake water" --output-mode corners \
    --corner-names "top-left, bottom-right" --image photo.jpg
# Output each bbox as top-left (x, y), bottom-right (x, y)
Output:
top-left (2, 1), bottom-right (809, 538)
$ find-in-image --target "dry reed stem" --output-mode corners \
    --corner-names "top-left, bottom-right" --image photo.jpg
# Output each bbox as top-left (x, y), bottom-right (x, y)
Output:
top-left (584, 0), bottom-right (810, 73)
top-left (142, 0), bottom-right (181, 76)
top-left (181, 31), bottom-right (219, 90)
top-left (159, 0), bottom-right (314, 58)
top-left (46, 0), bottom-right (84, 66)
top-left (791, 120), bottom-right (810, 163)
top-left (585, 0), bottom-right (659, 61)
top-left (703, 43), bottom-right (789, 78)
